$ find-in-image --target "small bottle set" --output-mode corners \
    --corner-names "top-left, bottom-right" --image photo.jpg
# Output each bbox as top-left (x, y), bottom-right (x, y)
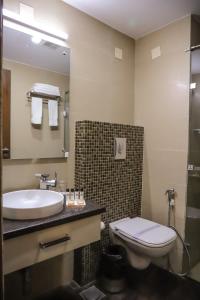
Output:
top-left (66, 188), bottom-right (85, 208)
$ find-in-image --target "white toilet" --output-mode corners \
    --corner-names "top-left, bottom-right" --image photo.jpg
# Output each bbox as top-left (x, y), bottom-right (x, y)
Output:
top-left (109, 217), bottom-right (177, 270)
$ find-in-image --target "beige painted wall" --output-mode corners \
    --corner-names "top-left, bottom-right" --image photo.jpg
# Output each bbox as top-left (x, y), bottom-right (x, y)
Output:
top-left (134, 17), bottom-right (191, 271)
top-left (3, 0), bottom-right (135, 191)
top-left (3, 0), bottom-right (191, 284)
top-left (3, 59), bottom-right (69, 159)
top-left (3, 0), bottom-right (135, 296)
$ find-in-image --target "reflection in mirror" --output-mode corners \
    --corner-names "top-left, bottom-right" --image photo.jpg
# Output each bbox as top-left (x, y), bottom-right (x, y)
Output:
top-left (2, 25), bottom-right (70, 159)
top-left (185, 48), bottom-right (200, 282)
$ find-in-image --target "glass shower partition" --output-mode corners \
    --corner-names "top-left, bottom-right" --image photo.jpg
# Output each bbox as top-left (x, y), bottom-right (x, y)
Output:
top-left (184, 45), bottom-right (200, 282)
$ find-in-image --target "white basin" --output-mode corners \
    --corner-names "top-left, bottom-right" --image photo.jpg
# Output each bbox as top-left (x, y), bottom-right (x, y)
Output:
top-left (3, 190), bottom-right (64, 220)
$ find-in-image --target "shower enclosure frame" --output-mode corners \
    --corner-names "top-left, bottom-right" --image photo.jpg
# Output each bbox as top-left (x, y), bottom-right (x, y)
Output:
top-left (184, 15), bottom-right (200, 283)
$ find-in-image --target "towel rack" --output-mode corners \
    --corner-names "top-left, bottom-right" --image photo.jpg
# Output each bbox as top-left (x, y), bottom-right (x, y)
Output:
top-left (27, 91), bottom-right (62, 103)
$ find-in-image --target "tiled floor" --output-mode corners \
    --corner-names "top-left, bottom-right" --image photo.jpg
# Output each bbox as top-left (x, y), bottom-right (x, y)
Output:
top-left (35, 264), bottom-right (200, 300)
top-left (35, 287), bottom-right (82, 300)
top-left (190, 262), bottom-right (200, 282)
top-left (104, 264), bottom-right (200, 300)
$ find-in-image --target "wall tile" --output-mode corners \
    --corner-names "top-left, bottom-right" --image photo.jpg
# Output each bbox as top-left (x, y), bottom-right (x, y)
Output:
top-left (74, 120), bottom-right (144, 284)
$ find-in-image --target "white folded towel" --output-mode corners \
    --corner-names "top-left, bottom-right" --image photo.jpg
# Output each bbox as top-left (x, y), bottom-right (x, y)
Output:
top-left (31, 97), bottom-right (43, 125)
top-left (48, 100), bottom-right (58, 127)
top-left (32, 83), bottom-right (60, 97)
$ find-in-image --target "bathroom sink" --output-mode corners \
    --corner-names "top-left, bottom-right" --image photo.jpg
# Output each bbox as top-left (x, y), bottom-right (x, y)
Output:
top-left (3, 190), bottom-right (64, 220)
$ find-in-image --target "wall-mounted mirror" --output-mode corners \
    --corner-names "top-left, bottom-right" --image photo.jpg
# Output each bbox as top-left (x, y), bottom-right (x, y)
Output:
top-left (2, 24), bottom-right (70, 159)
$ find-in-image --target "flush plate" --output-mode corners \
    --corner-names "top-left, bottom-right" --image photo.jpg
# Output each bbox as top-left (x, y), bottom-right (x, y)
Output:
top-left (114, 137), bottom-right (126, 159)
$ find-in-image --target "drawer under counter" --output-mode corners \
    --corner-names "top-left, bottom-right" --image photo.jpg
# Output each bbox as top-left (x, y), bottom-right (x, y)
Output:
top-left (4, 214), bottom-right (101, 274)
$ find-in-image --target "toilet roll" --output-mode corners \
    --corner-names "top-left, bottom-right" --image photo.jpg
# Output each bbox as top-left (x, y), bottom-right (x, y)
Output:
top-left (100, 221), bottom-right (105, 231)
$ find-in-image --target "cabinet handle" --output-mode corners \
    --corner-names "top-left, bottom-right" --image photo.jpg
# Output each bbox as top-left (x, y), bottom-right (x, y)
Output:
top-left (39, 235), bottom-right (71, 249)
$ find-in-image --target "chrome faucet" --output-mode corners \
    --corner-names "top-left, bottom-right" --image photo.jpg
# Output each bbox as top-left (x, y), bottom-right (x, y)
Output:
top-left (35, 172), bottom-right (57, 190)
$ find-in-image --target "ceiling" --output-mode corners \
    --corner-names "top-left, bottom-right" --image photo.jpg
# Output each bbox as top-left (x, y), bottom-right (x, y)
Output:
top-left (62, 0), bottom-right (200, 39)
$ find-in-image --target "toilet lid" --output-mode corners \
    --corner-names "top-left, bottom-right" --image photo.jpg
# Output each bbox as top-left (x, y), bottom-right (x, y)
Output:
top-left (114, 217), bottom-right (176, 247)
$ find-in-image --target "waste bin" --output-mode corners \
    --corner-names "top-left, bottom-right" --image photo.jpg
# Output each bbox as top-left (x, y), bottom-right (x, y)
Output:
top-left (97, 245), bottom-right (128, 294)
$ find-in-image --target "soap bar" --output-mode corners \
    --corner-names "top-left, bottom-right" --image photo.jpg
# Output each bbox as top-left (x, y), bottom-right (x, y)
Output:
top-left (77, 199), bottom-right (86, 207)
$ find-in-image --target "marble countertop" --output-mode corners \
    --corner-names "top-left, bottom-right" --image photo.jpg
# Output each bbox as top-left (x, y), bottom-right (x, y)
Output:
top-left (3, 200), bottom-right (106, 240)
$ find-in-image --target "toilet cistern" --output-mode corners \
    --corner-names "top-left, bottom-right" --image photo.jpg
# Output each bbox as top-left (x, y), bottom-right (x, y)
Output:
top-left (35, 172), bottom-right (57, 190)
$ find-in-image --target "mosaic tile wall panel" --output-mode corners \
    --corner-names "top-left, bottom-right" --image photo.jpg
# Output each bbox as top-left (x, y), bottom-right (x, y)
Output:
top-left (74, 121), bottom-right (144, 284)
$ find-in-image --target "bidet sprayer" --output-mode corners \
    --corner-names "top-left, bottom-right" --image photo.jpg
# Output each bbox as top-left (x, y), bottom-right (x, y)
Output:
top-left (165, 188), bottom-right (175, 206)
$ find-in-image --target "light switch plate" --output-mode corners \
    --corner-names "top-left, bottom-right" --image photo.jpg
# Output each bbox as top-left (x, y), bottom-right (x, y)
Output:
top-left (151, 46), bottom-right (161, 59)
top-left (115, 138), bottom-right (126, 159)
top-left (115, 48), bottom-right (123, 60)
top-left (20, 3), bottom-right (34, 19)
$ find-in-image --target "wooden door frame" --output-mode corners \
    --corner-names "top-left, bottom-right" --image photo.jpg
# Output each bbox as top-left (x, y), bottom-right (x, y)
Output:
top-left (0, 0), bottom-right (4, 299)
top-left (2, 69), bottom-right (11, 159)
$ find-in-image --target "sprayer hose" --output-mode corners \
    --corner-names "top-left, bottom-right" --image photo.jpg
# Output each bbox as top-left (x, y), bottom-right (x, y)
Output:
top-left (168, 225), bottom-right (191, 277)
top-left (168, 202), bottom-right (191, 277)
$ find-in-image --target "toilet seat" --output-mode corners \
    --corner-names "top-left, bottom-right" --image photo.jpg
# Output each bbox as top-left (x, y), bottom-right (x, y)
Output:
top-left (111, 217), bottom-right (176, 248)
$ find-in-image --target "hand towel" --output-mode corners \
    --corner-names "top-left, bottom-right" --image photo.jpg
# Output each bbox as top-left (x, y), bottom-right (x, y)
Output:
top-left (48, 100), bottom-right (58, 127)
top-left (32, 83), bottom-right (60, 97)
top-left (31, 97), bottom-right (42, 125)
